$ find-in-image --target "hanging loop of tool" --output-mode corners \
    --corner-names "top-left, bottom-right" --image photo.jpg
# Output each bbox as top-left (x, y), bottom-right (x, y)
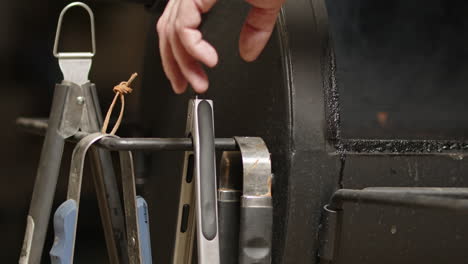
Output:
top-left (53, 2), bottom-right (95, 85)
top-left (101, 73), bottom-right (138, 135)
top-left (53, 2), bottom-right (96, 59)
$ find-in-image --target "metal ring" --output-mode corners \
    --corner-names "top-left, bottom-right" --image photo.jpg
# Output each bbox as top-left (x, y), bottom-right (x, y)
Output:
top-left (53, 2), bottom-right (96, 58)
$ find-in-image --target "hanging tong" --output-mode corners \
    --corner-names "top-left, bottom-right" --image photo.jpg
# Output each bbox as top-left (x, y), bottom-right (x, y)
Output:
top-left (173, 98), bottom-right (220, 263)
top-left (19, 3), bottom-right (127, 264)
top-left (234, 137), bottom-right (273, 264)
top-left (218, 139), bottom-right (272, 264)
top-left (218, 152), bottom-right (242, 264)
top-left (49, 133), bottom-right (149, 264)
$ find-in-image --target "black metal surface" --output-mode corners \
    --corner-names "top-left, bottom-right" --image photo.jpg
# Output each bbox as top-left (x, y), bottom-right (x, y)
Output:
top-left (336, 155), bottom-right (468, 264)
top-left (218, 201), bottom-right (239, 264)
top-left (363, 187), bottom-right (468, 199)
top-left (319, 188), bottom-right (468, 263)
top-left (328, 189), bottom-right (468, 212)
top-left (218, 152), bottom-right (242, 264)
top-left (340, 139), bottom-right (468, 154)
top-left (318, 205), bottom-right (340, 263)
top-left (239, 206), bottom-right (273, 264)
top-left (320, 1), bottom-right (468, 263)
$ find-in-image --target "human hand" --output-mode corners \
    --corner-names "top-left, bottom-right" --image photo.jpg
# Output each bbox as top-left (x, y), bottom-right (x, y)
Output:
top-left (157, 0), bottom-right (285, 94)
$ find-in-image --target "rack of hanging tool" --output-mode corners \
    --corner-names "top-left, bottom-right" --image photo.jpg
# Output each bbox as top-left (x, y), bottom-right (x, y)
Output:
top-left (17, 2), bottom-right (273, 264)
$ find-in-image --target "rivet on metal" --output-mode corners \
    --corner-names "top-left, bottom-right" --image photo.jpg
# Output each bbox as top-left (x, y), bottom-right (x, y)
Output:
top-left (76, 96), bottom-right (85, 105)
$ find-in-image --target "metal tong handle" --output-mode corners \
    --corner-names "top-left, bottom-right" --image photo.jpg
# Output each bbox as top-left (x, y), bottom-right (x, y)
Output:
top-left (50, 133), bottom-right (113, 264)
top-left (172, 113), bottom-right (195, 263)
top-left (53, 2), bottom-right (96, 59)
top-left (19, 83), bottom-right (78, 264)
top-left (172, 99), bottom-right (220, 263)
top-left (193, 100), bottom-right (220, 263)
top-left (119, 150), bottom-right (144, 264)
top-left (218, 152), bottom-right (242, 264)
top-left (50, 133), bottom-right (146, 264)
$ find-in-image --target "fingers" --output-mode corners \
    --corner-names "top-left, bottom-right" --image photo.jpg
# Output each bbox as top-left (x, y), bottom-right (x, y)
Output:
top-left (157, 0), bottom-right (188, 93)
top-left (171, 32), bottom-right (210, 93)
top-left (160, 38), bottom-right (188, 94)
top-left (195, 0), bottom-right (217, 13)
top-left (156, 0), bottom-right (218, 94)
top-left (239, 6), bottom-right (281, 62)
top-left (170, 0), bottom-right (212, 93)
top-left (176, 0), bottom-right (218, 67)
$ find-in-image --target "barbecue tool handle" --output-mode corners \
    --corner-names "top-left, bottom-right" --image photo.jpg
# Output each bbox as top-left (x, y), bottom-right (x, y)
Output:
top-left (218, 151), bottom-right (242, 264)
top-left (137, 196), bottom-right (152, 264)
top-left (193, 99), bottom-right (220, 263)
top-left (196, 101), bottom-right (218, 240)
top-left (50, 133), bottom-right (113, 264)
top-left (218, 194), bottom-right (240, 264)
top-left (19, 84), bottom-right (71, 264)
top-left (239, 197), bottom-right (273, 264)
top-left (50, 200), bottom-right (78, 264)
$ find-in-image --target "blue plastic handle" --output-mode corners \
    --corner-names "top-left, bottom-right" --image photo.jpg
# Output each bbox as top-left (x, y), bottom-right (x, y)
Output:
top-left (50, 199), bottom-right (78, 264)
top-left (137, 196), bottom-right (152, 264)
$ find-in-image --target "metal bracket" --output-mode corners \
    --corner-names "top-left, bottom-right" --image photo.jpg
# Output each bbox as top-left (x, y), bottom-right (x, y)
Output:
top-left (234, 137), bottom-right (273, 264)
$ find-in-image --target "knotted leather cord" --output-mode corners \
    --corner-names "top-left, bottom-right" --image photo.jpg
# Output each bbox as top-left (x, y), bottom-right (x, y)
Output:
top-left (101, 73), bottom-right (138, 135)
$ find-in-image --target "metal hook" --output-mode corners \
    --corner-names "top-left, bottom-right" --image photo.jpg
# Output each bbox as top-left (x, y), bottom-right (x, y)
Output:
top-left (53, 2), bottom-right (96, 58)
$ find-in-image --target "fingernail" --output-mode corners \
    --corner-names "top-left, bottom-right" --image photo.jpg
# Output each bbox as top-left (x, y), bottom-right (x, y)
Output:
top-left (172, 82), bottom-right (186, 94)
top-left (193, 81), bottom-right (209, 94)
top-left (240, 49), bottom-right (257, 62)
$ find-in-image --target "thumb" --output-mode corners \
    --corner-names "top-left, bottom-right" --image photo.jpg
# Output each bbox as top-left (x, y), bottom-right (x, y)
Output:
top-left (239, 7), bottom-right (281, 62)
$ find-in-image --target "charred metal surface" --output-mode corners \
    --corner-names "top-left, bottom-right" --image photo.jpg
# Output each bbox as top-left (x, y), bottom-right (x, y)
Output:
top-left (339, 139), bottom-right (468, 154)
top-left (323, 43), bottom-right (342, 146)
top-left (342, 155), bottom-right (468, 190)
